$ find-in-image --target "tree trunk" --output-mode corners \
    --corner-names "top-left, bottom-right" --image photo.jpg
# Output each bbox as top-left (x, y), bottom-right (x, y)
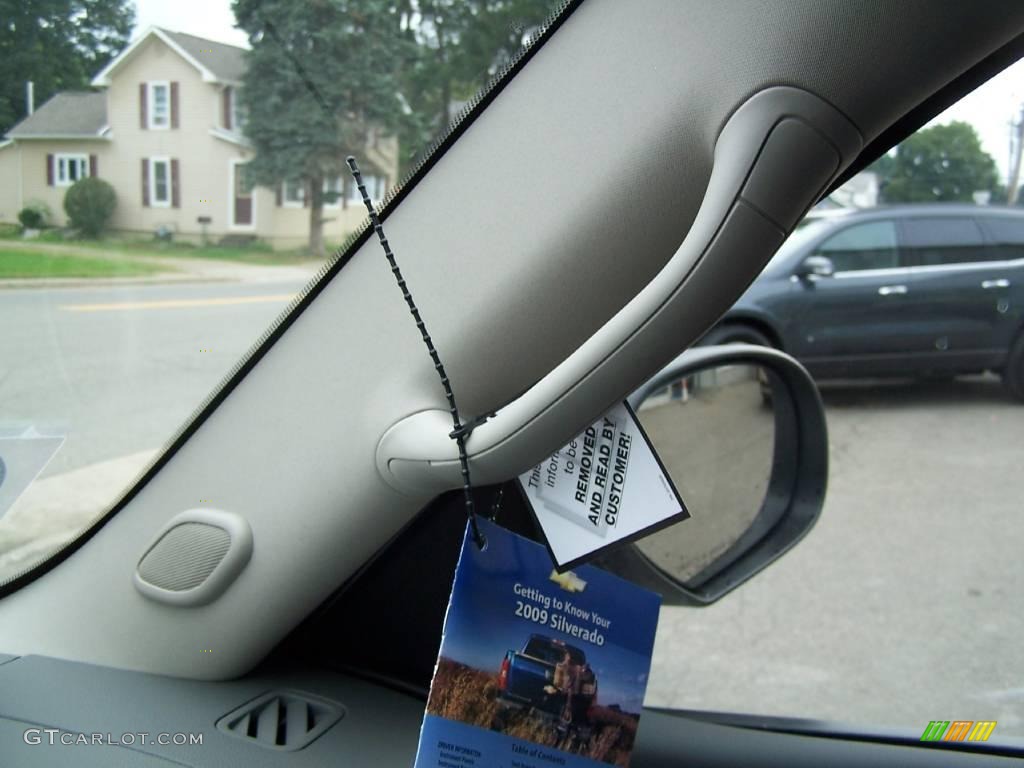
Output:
top-left (308, 174), bottom-right (325, 257)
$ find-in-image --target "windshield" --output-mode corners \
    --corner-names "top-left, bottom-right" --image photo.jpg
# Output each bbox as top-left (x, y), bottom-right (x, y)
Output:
top-left (0, 1), bottom-right (561, 585)
top-left (0, 0), bottom-right (1021, 753)
top-left (647, 60), bottom-right (1024, 743)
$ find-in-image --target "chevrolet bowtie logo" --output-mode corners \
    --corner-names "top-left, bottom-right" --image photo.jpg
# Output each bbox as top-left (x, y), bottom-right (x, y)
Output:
top-left (549, 570), bottom-right (587, 593)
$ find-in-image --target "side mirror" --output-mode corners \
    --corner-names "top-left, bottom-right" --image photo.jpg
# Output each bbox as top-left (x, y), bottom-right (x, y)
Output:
top-left (796, 254), bottom-right (835, 279)
top-left (596, 344), bottom-right (827, 606)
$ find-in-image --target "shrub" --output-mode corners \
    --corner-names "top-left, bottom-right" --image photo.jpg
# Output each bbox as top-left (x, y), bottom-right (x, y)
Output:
top-left (17, 200), bottom-right (53, 230)
top-left (17, 207), bottom-right (44, 230)
top-left (63, 177), bottom-right (117, 237)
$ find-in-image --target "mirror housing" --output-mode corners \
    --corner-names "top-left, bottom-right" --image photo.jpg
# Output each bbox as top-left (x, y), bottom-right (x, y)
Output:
top-left (596, 344), bottom-right (827, 606)
top-left (796, 254), bottom-right (835, 279)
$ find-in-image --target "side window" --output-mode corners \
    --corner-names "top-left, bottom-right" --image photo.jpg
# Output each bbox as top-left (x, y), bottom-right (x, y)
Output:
top-left (323, 176), bottom-right (343, 209)
top-left (54, 154), bottom-right (89, 186)
top-left (815, 220), bottom-right (898, 272)
top-left (148, 82), bottom-right (170, 129)
top-left (980, 217), bottom-right (1024, 261)
top-left (149, 158), bottom-right (171, 207)
top-left (281, 179), bottom-right (305, 207)
top-left (901, 217), bottom-right (987, 266)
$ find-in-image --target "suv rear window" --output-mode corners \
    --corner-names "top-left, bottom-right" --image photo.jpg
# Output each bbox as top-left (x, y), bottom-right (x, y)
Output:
top-left (901, 217), bottom-right (987, 266)
top-left (523, 636), bottom-right (585, 665)
top-left (980, 216), bottom-right (1024, 261)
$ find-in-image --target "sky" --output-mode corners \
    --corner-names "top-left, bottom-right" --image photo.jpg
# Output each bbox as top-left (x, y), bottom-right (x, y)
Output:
top-left (133, 0), bottom-right (1023, 182)
top-left (925, 57), bottom-right (1024, 184)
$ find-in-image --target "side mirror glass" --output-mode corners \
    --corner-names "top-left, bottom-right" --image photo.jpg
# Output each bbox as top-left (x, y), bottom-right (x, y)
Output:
top-left (596, 344), bottom-right (828, 605)
top-left (796, 254), bottom-right (835, 279)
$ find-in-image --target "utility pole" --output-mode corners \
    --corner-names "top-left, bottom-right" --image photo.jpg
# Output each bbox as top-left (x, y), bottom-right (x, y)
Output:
top-left (1008, 102), bottom-right (1024, 205)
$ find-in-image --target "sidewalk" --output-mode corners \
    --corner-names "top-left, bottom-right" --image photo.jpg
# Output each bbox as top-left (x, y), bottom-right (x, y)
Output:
top-left (0, 240), bottom-right (324, 289)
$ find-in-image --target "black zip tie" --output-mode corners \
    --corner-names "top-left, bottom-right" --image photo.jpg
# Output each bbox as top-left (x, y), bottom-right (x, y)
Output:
top-left (449, 411), bottom-right (496, 441)
top-left (346, 156), bottom-right (486, 551)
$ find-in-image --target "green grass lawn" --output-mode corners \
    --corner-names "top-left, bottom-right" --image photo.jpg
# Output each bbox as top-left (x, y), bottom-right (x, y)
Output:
top-left (0, 250), bottom-right (166, 279)
top-left (0, 226), bottom-right (324, 265)
top-left (121, 242), bottom-right (320, 265)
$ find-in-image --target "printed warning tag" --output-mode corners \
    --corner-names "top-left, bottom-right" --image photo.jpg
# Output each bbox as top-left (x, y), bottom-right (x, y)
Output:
top-left (414, 518), bottom-right (661, 768)
top-left (518, 401), bottom-right (689, 571)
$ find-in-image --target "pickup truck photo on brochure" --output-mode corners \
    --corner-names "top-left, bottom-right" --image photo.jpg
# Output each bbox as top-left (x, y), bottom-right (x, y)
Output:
top-left (497, 634), bottom-right (597, 721)
top-left (418, 519), bottom-right (660, 768)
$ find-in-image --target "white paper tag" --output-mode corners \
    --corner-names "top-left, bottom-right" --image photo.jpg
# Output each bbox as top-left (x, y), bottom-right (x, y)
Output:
top-left (518, 401), bottom-right (689, 571)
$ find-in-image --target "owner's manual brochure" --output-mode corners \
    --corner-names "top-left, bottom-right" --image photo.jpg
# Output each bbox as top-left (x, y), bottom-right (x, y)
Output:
top-left (414, 518), bottom-right (661, 768)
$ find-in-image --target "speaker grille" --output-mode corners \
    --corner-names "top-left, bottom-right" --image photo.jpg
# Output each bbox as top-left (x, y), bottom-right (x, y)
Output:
top-left (137, 522), bottom-right (231, 592)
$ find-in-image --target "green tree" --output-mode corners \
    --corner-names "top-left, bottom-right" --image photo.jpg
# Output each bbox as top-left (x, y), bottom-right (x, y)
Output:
top-left (398, 0), bottom-right (558, 172)
top-left (872, 121), bottom-right (998, 203)
top-left (0, 0), bottom-right (134, 136)
top-left (233, 0), bottom-right (413, 256)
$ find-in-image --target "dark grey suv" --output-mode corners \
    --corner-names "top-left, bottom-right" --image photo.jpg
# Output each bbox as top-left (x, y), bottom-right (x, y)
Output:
top-left (704, 204), bottom-right (1024, 399)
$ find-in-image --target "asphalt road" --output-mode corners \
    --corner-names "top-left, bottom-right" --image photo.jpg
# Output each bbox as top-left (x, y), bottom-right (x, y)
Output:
top-left (1, 277), bottom-right (1022, 740)
top-left (0, 278), bottom-right (307, 574)
top-left (1, 279), bottom-right (304, 476)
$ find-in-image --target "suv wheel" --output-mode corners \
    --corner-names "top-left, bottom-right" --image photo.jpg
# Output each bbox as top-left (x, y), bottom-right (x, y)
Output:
top-left (699, 323), bottom-right (774, 348)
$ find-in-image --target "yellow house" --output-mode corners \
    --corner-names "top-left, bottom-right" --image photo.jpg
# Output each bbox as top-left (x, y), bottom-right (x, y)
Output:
top-left (0, 27), bottom-right (398, 249)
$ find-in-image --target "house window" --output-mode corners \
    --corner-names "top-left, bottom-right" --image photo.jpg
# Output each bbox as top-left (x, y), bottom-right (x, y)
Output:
top-left (229, 87), bottom-right (246, 132)
top-left (150, 158), bottom-right (171, 207)
top-left (55, 154), bottom-right (89, 186)
top-left (281, 179), bottom-right (305, 207)
top-left (347, 174), bottom-right (386, 204)
top-left (149, 82), bottom-right (170, 129)
top-left (323, 176), bottom-right (343, 208)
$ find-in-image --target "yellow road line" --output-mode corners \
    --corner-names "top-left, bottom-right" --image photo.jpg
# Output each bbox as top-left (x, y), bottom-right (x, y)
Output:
top-left (61, 294), bottom-right (296, 312)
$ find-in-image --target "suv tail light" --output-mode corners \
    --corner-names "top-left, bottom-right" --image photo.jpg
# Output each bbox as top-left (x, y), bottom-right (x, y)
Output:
top-left (498, 657), bottom-right (510, 690)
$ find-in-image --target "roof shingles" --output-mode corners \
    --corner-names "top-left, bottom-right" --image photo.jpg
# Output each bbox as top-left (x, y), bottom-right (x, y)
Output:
top-left (161, 29), bottom-right (247, 83)
top-left (6, 92), bottom-right (107, 139)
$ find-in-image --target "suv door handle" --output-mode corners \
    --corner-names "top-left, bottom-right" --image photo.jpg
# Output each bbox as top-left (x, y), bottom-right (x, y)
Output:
top-left (878, 284), bottom-right (907, 296)
top-left (982, 279), bottom-right (1010, 289)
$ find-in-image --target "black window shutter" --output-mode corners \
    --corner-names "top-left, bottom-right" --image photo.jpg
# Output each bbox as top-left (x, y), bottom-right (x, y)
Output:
top-left (140, 83), bottom-right (147, 129)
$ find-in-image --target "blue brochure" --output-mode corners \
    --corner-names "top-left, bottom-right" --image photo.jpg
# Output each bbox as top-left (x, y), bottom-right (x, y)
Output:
top-left (415, 518), bottom-right (661, 768)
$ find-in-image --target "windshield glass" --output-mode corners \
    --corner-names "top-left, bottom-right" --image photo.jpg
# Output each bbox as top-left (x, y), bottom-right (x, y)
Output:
top-left (646, 58), bottom-right (1024, 742)
top-left (0, 0), bottom-right (560, 585)
top-left (524, 637), bottom-right (585, 665)
top-left (1, 0), bottom-right (1021, 752)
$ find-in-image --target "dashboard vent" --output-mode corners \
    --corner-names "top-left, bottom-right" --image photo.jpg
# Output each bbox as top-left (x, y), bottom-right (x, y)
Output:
top-left (216, 690), bottom-right (344, 751)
